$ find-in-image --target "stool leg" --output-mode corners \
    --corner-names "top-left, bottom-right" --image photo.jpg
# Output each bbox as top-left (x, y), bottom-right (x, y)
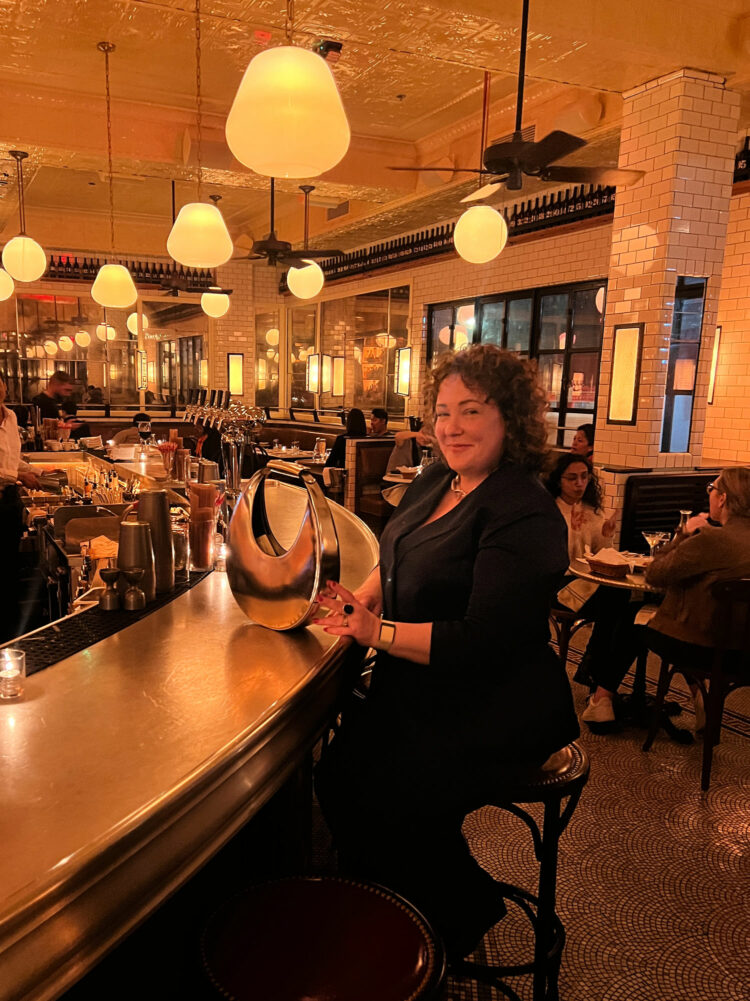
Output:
top-left (534, 799), bottom-right (563, 1001)
top-left (557, 619), bottom-right (572, 669)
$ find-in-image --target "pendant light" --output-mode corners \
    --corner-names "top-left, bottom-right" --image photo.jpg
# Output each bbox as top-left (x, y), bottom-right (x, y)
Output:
top-left (225, 0), bottom-right (350, 178)
top-left (287, 184), bottom-right (325, 299)
top-left (96, 322), bottom-right (116, 341)
top-left (2, 152), bottom-right (47, 282)
top-left (75, 330), bottom-right (91, 348)
top-left (201, 287), bottom-right (230, 317)
top-left (167, 1), bottom-right (233, 268)
top-left (126, 311), bottom-right (149, 335)
top-left (0, 269), bottom-right (14, 301)
top-left (453, 74), bottom-right (508, 265)
top-left (91, 43), bottom-right (138, 309)
top-left (58, 335), bottom-right (74, 352)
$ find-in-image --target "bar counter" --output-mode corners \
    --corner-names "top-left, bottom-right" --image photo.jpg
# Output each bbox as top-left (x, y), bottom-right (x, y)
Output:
top-left (0, 483), bottom-right (378, 1001)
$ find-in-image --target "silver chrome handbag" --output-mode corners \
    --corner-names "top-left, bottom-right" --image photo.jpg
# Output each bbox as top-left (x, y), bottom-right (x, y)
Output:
top-left (226, 459), bottom-right (340, 630)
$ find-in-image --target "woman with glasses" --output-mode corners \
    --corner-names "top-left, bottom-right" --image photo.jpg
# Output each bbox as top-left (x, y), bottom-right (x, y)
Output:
top-left (545, 453), bottom-right (639, 716)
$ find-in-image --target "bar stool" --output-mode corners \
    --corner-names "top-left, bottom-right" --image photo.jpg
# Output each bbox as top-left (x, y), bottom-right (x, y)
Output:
top-left (549, 607), bottom-right (591, 670)
top-left (452, 742), bottom-right (590, 1001)
top-left (201, 875), bottom-right (446, 1000)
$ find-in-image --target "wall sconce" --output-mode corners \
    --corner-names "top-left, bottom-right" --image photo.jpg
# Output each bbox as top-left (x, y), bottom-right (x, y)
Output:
top-left (607, 323), bottom-right (643, 424)
top-left (395, 346), bottom-right (412, 397)
top-left (708, 325), bottom-right (721, 405)
top-left (199, 359), bottom-right (208, 388)
top-left (306, 352), bottom-right (320, 393)
top-left (137, 350), bottom-right (148, 391)
top-left (332, 356), bottom-right (345, 397)
top-left (227, 353), bottom-right (244, 397)
top-left (321, 354), bottom-right (332, 394)
top-left (257, 357), bottom-right (268, 389)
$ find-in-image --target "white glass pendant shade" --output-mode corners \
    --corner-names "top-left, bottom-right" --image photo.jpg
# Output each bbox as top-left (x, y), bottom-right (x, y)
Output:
top-left (58, 335), bottom-right (73, 352)
top-left (265, 328), bottom-right (280, 346)
top-left (96, 323), bottom-right (117, 341)
top-left (167, 203), bottom-right (233, 269)
top-left (2, 235), bottom-right (47, 282)
top-left (287, 260), bottom-right (324, 299)
top-left (44, 339), bottom-right (58, 356)
top-left (92, 264), bottom-right (137, 308)
top-left (0, 269), bottom-right (14, 301)
top-left (126, 312), bottom-right (149, 335)
top-left (201, 289), bottom-right (230, 318)
top-left (453, 205), bottom-right (508, 265)
top-left (226, 46), bottom-right (350, 178)
top-left (595, 286), bottom-right (606, 314)
top-left (74, 330), bottom-right (91, 347)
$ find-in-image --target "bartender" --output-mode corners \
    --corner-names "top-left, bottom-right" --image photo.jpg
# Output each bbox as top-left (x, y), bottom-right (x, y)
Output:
top-left (1, 377), bottom-right (40, 641)
top-left (31, 369), bottom-right (74, 421)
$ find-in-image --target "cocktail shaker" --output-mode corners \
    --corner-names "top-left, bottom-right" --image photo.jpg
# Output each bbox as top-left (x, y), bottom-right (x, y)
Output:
top-left (137, 489), bottom-right (175, 593)
top-left (198, 459), bottom-right (220, 483)
top-left (117, 521), bottom-right (156, 601)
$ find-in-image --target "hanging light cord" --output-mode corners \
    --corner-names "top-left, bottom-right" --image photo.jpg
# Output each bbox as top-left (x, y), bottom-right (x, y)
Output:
top-left (284, 0), bottom-right (294, 44)
top-left (195, 0), bottom-right (204, 201)
top-left (12, 155), bottom-right (26, 234)
top-left (99, 41), bottom-right (117, 254)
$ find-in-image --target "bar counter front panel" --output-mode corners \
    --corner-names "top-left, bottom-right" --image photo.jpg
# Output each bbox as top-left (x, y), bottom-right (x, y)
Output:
top-left (0, 482), bottom-right (378, 1001)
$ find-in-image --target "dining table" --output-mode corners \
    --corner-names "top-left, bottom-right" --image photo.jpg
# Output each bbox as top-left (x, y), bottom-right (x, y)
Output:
top-left (569, 556), bottom-right (692, 743)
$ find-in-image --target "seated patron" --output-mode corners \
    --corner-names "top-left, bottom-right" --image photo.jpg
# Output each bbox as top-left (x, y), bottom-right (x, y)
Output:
top-left (545, 453), bottom-right (639, 702)
top-left (583, 467), bottom-right (750, 727)
top-left (325, 408), bottom-right (367, 469)
top-left (314, 345), bottom-right (578, 959)
top-left (386, 422), bottom-right (433, 473)
top-left (570, 422), bottom-right (594, 459)
top-left (112, 412), bottom-right (151, 446)
top-left (369, 407), bottom-right (391, 438)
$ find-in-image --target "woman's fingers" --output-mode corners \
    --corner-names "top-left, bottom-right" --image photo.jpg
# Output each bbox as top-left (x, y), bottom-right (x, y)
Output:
top-left (326, 579), bottom-right (357, 603)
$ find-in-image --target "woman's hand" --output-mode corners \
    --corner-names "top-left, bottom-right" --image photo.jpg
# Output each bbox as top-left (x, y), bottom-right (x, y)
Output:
top-left (18, 470), bottom-right (40, 489)
top-left (685, 512), bottom-right (709, 534)
top-left (602, 513), bottom-right (617, 537)
top-left (313, 580), bottom-right (381, 648)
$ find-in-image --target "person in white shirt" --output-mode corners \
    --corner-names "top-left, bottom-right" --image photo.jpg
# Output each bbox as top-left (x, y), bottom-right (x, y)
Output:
top-left (0, 378), bottom-right (40, 488)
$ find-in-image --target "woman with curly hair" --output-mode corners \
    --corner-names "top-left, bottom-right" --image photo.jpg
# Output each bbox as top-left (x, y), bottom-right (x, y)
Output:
top-left (313, 344), bottom-right (578, 960)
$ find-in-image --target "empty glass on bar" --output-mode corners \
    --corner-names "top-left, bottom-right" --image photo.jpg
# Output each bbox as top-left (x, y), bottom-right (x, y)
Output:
top-left (0, 649), bottom-right (26, 700)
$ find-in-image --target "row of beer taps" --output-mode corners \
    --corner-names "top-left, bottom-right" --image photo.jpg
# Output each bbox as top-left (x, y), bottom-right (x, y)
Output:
top-left (184, 388), bottom-right (266, 433)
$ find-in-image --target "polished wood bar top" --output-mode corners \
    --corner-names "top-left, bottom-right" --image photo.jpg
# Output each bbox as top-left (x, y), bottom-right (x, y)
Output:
top-left (0, 482), bottom-right (378, 1001)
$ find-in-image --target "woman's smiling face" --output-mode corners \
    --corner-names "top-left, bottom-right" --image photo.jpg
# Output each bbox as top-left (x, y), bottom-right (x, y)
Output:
top-left (434, 374), bottom-right (506, 482)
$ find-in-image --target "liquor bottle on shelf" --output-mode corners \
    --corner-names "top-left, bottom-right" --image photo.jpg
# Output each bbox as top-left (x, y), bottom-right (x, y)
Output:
top-left (735, 137), bottom-right (750, 177)
top-left (574, 186), bottom-right (584, 216)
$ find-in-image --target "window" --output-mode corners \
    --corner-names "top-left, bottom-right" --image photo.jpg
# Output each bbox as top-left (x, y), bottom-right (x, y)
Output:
top-left (427, 280), bottom-right (606, 445)
top-left (661, 276), bottom-right (706, 453)
top-left (255, 311), bottom-right (280, 408)
top-left (288, 305), bottom-right (316, 408)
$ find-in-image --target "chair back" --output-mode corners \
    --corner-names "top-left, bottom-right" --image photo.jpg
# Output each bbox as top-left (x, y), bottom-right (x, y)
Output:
top-left (709, 578), bottom-right (750, 662)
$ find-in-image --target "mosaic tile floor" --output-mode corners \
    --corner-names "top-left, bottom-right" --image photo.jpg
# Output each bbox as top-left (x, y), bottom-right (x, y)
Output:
top-left (443, 638), bottom-right (750, 1001)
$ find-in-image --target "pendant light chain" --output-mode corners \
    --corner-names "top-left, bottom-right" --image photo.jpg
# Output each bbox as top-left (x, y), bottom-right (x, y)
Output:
top-left (195, 0), bottom-right (204, 202)
top-left (99, 41), bottom-right (117, 254)
top-left (284, 0), bottom-right (295, 44)
top-left (10, 152), bottom-right (27, 234)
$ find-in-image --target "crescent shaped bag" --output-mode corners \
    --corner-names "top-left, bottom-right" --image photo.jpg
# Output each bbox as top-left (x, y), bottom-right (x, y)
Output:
top-left (226, 459), bottom-right (340, 630)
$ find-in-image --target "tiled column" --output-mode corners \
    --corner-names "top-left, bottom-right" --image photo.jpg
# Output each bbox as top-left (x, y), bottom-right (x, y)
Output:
top-left (594, 70), bottom-right (739, 523)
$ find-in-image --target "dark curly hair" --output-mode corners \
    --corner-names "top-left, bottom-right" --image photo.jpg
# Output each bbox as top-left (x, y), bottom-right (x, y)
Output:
top-left (424, 344), bottom-right (550, 474)
top-left (545, 453), bottom-right (603, 512)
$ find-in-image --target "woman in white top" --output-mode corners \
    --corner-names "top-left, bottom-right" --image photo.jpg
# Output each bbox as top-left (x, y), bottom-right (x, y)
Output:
top-left (545, 453), bottom-right (637, 716)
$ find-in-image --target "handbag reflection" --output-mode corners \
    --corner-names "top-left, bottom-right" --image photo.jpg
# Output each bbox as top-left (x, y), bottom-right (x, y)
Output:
top-left (226, 459), bottom-right (340, 631)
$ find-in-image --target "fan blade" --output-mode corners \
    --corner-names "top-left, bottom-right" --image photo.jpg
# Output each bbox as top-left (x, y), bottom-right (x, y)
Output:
top-left (388, 165), bottom-right (489, 174)
top-left (290, 248), bottom-right (342, 258)
top-left (521, 131), bottom-right (587, 172)
top-left (461, 181), bottom-right (506, 203)
top-left (539, 165), bottom-right (644, 187)
top-left (284, 257), bottom-right (311, 270)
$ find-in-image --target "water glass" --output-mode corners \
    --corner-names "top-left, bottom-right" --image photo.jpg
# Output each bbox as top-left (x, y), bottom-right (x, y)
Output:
top-left (0, 649), bottom-right (26, 700)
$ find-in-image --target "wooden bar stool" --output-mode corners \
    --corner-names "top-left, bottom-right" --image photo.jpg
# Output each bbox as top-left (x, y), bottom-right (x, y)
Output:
top-left (549, 607), bottom-right (591, 670)
top-left (452, 742), bottom-right (590, 1001)
top-left (201, 875), bottom-right (446, 1000)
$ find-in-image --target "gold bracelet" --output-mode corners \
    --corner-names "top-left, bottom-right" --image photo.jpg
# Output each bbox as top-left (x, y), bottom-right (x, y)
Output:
top-left (376, 619), bottom-right (396, 651)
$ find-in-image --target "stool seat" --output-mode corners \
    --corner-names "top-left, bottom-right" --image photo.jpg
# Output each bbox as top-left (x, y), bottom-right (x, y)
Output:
top-left (493, 743), bottom-right (590, 804)
top-left (201, 876), bottom-right (446, 1001)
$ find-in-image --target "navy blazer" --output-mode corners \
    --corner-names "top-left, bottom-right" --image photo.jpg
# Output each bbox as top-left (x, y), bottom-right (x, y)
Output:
top-left (363, 460), bottom-right (579, 802)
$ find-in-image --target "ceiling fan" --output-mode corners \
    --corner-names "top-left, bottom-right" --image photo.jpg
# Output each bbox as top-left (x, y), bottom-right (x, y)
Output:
top-left (390, 0), bottom-right (643, 198)
top-left (233, 179), bottom-right (342, 267)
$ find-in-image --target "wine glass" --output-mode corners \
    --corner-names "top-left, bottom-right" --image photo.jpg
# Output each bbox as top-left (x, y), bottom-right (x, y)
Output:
top-left (642, 530), bottom-right (668, 558)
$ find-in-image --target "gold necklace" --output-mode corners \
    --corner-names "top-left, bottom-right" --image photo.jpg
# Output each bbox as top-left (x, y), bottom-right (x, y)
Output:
top-left (450, 475), bottom-right (466, 500)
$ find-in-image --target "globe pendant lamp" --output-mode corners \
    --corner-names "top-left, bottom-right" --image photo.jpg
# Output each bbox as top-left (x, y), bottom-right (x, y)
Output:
top-left (0, 269), bottom-right (14, 301)
top-left (92, 42), bottom-right (138, 309)
top-left (287, 260), bottom-right (324, 299)
top-left (96, 322), bottom-right (116, 341)
top-left (2, 152), bottom-right (47, 282)
top-left (58, 335), bottom-right (74, 352)
top-left (453, 205), bottom-right (508, 264)
top-left (92, 263), bottom-right (137, 308)
top-left (168, 203), bottom-right (233, 269)
top-left (225, 1), bottom-right (350, 178)
top-left (167, 1), bottom-right (233, 268)
top-left (201, 287), bottom-right (230, 317)
top-left (126, 311), bottom-right (149, 335)
top-left (75, 330), bottom-right (91, 347)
